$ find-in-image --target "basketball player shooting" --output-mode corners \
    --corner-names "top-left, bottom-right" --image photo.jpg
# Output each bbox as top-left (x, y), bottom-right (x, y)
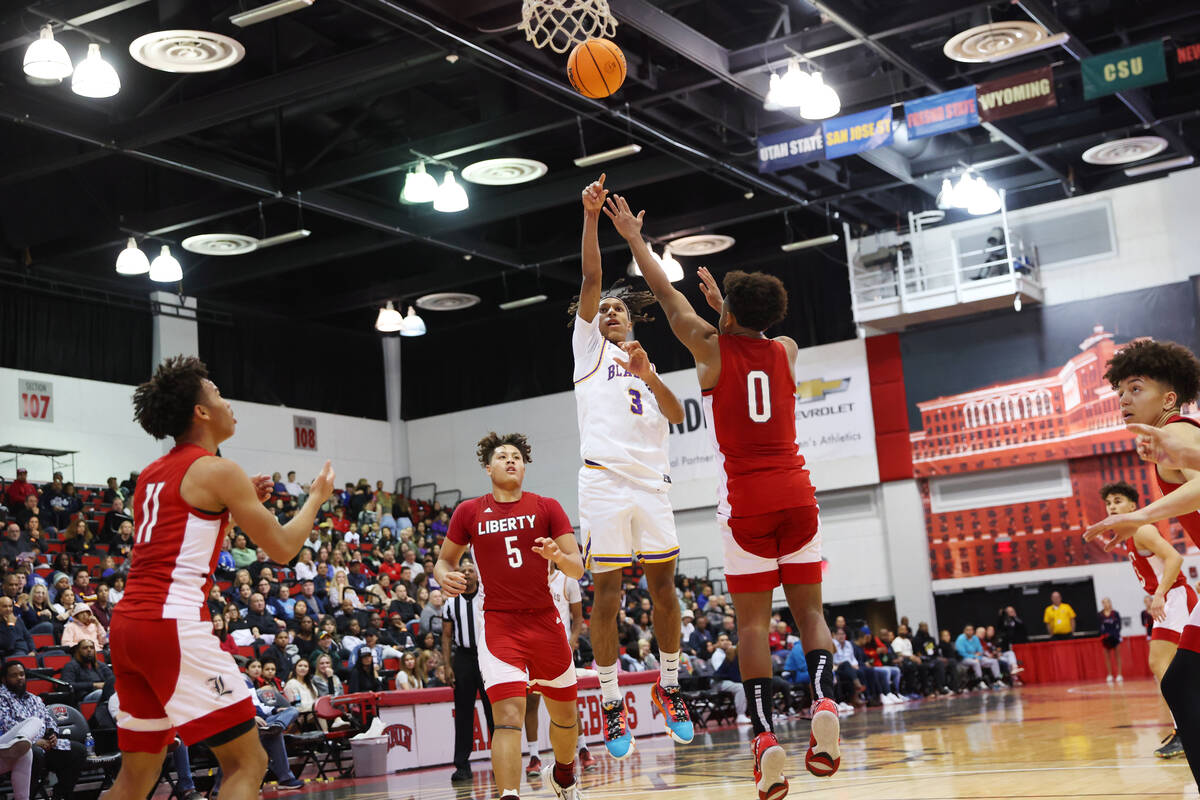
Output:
top-left (605, 194), bottom-right (840, 800)
top-left (102, 356), bottom-right (335, 800)
top-left (570, 175), bottom-right (694, 758)
top-left (1083, 339), bottom-right (1200, 784)
top-left (434, 433), bottom-right (585, 800)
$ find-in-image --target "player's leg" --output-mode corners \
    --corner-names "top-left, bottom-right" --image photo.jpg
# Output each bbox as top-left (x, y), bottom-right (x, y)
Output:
top-left (542, 696), bottom-right (583, 800)
top-left (524, 691), bottom-right (543, 777)
top-left (526, 612), bottom-right (581, 800)
top-left (100, 749), bottom-right (169, 800)
top-left (1150, 639), bottom-right (1184, 757)
top-left (1114, 644), bottom-right (1123, 681)
top-left (489, 695), bottom-right (528, 797)
top-left (208, 726), bottom-right (271, 800)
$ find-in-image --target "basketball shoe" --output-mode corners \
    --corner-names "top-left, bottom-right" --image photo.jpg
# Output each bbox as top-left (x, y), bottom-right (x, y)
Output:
top-left (804, 698), bottom-right (841, 778)
top-left (1156, 731), bottom-right (1185, 759)
top-left (541, 763), bottom-right (584, 800)
top-left (601, 699), bottom-right (634, 759)
top-left (751, 731), bottom-right (788, 800)
top-left (652, 683), bottom-right (695, 744)
top-left (526, 755), bottom-right (542, 777)
top-left (579, 746), bottom-right (597, 770)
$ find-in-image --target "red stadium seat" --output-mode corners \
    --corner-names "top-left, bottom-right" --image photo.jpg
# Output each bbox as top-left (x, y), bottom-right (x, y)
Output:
top-left (40, 654), bottom-right (70, 673)
top-left (44, 542), bottom-right (64, 554)
top-left (383, 657), bottom-right (400, 672)
top-left (80, 701), bottom-right (97, 720)
top-left (32, 634), bottom-right (54, 650)
top-left (10, 655), bottom-right (37, 672)
top-left (81, 555), bottom-right (101, 569)
top-left (236, 645), bottom-right (256, 659)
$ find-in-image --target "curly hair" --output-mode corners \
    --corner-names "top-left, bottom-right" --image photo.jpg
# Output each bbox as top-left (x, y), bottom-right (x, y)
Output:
top-left (723, 270), bottom-right (787, 332)
top-left (566, 279), bottom-right (658, 327)
top-left (132, 355), bottom-right (209, 440)
top-left (1099, 481), bottom-right (1138, 505)
top-left (476, 432), bottom-right (533, 467)
top-left (1103, 338), bottom-right (1200, 406)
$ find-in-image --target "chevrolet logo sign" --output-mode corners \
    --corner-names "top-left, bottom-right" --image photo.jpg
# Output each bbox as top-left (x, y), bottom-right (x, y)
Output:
top-left (796, 377), bottom-right (849, 403)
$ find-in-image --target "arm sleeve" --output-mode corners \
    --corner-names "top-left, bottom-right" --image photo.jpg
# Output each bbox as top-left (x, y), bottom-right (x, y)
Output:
top-left (572, 313), bottom-right (602, 361)
top-left (445, 503), bottom-right (473, 547)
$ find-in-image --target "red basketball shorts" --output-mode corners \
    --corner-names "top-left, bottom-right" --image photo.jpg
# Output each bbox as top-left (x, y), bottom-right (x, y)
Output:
top-left (477, 606), bottom-right (577, 703)
top-left (722, 504), bottom-right (821, 593)
top-left (110, 614), bottom-right (255, 752)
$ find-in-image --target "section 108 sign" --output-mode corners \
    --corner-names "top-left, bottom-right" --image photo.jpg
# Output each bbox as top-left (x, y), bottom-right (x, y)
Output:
top-left (293, 415), bottom-right (318, 451)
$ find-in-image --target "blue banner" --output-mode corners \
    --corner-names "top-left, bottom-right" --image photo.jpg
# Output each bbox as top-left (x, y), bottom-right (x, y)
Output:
top-left (822, 106), bottom-right (893, 160)
top-left (903, 86), bottom-right (979, 139)
top-left (756, 123), bottom-right (825, 173)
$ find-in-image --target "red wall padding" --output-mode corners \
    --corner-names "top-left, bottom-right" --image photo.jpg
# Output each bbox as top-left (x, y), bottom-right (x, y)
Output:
top-left (865, 334), bottom-right (914, 482)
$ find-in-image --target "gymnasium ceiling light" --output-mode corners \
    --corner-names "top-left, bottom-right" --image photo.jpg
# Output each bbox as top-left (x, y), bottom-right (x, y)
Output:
top-left (764, 61), bottom-right (840, 119)
top-left (23, 25), bottom-right (72, 81)
top-left (781, 233), bottom-right (840, 252)
top-left (938, 171), bottom-right (1001, 216)
top-left (400, 162), bottom-right (438, 204)
top-left (375, 301), bottom-right (404, 333)
top-left (433, 171), bottom-right (469, 213)
top-left (1124, 155), bottom-right (1196, 177)
top-left (627, 244), bottom-right (684, 283)
top-left (148, 245), bottom-right (182, 283)
top-left (399, 306), bottom-right (427, 337)
top-left (499, 294), bottom-right (548, 311)
top-left (573, 144), bottom-right (641, 168)
top-left (230, 0), bottom-right (315, 28)
top-left (71, 42), bottom-right (120, 98)
top-left (114, 238), bottom-right (150, 275)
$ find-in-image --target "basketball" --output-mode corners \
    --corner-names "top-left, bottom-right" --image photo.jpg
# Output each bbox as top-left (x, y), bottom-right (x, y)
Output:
top-left (567, 38), bottom-right (626, 98)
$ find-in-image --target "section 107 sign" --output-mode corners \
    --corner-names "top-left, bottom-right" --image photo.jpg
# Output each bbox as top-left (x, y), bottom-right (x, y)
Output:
top-left (293, 415), bottom-right (318, 451)
top-left (18, 379), bottom-right (53, 423)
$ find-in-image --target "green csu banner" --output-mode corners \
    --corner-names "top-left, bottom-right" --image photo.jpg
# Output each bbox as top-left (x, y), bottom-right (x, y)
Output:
top-left (1082, 41), bottom-right (1167, 100)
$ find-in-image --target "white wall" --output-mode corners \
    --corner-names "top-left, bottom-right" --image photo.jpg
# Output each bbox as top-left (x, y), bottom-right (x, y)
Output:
top-left (0, 367), bottom-right (394, 488)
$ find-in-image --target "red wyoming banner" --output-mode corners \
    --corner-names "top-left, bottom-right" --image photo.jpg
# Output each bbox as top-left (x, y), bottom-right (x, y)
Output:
top-left (976, 66), bottom-right (1057, 123)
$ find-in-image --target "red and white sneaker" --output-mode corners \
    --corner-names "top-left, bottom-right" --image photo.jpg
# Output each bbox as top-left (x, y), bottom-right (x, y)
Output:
top-left (751, 731), bottom-right (788, 800)
top-left (578, 747), bottom-right (597, 771)
top-left (804, 698), bottom-right (841, 778)
top-left (525, 754), bottom-right (542, 778)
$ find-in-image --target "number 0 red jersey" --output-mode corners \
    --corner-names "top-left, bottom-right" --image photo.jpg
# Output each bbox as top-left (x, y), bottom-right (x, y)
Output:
top-left (445, 492), bottom-right (574, 612)
top-left (702, 335), bottom-right (816, 519)
top-left (120, 443), bottom-right (230, 622)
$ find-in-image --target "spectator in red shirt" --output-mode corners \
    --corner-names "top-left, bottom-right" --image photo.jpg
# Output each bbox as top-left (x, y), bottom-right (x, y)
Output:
top-left (329, 507), bottom-right (351, 535)
top-left (377, 548), bottom-right (404, 583)
top-left (3, 470), bottom-right (36, 510)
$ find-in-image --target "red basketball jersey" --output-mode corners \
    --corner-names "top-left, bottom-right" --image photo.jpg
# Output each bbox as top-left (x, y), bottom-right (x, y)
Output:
top-left (445, 492), bottom-right (573, 612)
top-left (1121, 540), bottom-right (1186, 596)
top-left (119, 444), bottom-right (230, 622)
top-left (702, 335), bottom-right (816, 519)
top-left (1155, 415), bottom-right (1200, 545)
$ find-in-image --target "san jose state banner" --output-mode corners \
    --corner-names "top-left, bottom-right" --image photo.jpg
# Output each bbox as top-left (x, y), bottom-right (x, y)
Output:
top-left (903, 86), bottom-right (979, 139)
top-left (822, 106), bottom-right (893, 160)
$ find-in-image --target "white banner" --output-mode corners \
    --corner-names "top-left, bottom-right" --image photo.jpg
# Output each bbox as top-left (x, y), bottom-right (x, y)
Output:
top-left (377, 673), bottom-right (665, 772)
top-left (18, 378), bottom-right (53, 423)
top-left (659, 337), bottom-right (878, 498)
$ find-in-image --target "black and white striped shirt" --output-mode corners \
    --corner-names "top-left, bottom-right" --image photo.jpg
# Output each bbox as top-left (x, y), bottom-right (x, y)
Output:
top-left (445, 591), bottom-right (480, 650)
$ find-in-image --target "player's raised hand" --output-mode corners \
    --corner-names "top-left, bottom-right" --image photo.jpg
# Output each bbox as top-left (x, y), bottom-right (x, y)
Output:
top-left (698, 266), bottom-right (723, 313)
top-left (441, 570), bottom-right (468, 597)
top-left (582, 173), bottom-right (608, 213)
top-left (1128, 423), bottom-right (1199, 471)
top-left (613, 340), bottom-right (653, 380)
top-left (603, 194), bottom-right (645, 241)
top-left (1082, 511), bottom-right (1146, 552)
top-left (307, 460), bottom-right (336, 505)
top-left (532, 536), bottom-right (563, 564)
top-left (249, 474), bottom-right (274, 503)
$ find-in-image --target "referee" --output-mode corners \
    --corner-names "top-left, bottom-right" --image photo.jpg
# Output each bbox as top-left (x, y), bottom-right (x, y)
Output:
top-left (442, 559), bottom-right (494, 781)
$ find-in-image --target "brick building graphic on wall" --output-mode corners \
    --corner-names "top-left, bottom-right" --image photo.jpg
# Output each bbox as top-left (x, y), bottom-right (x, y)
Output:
top-left (910, 326), bottom-right (1188, 579)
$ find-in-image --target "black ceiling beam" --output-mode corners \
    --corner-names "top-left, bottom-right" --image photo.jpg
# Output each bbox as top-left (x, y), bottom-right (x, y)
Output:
top-left (1015, 0), bottom-right (1195, 158)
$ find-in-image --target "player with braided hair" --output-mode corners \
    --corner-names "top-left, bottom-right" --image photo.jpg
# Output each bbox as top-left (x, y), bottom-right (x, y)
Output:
top-left (571, 174), bottom-right (693, 761)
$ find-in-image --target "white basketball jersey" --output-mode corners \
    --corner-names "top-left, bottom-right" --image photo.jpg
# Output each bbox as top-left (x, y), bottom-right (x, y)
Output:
top-left (548, 569), bottom-right (582, 635)
top-left (572, 313), bottom-right (671, 491)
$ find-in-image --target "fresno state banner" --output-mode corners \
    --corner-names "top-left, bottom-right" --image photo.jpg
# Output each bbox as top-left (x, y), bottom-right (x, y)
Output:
top-left (903, 86), bottom-right (979, 139)
top-left (976, 67), bottom-right (1057, 122)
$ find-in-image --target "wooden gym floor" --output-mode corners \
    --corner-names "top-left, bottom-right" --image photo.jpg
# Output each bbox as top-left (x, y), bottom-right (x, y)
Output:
top-left (254, 680), bottom-right (1197, 800)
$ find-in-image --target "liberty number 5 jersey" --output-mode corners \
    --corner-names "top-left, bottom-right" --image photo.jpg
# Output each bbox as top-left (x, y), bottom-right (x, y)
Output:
top-left (702, 335), bottom-right (816, 519)
top-left (446, 492), bottom-right (574, 612)
top-left (572, 313), bottom-right (671, 491)
top-left (120, 443), bottom-right (231, 621)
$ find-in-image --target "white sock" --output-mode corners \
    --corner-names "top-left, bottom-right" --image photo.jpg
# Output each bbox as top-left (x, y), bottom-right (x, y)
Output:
top-left (597, 661), bottom-right (621, 703)
top-left (501, 790), bottom-right (519, 799)
top-left (578, 732), bottom-right (588, 750)
top-left (659, 651), bottom-right (680, 688)
top-left (527, 738), bottom-right (538, 758)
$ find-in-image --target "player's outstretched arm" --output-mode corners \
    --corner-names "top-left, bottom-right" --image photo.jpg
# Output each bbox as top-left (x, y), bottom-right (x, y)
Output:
top-left (604, 194), bottom-right (718, 361)
top-left (209, 459), bottom-right (335, 564)
top-left (577, 174), bottom-right (609, 324)
top-left (1129, 423), bottom-right (1200, 471)
top-left (1134, 524), bottom-right (1182, 621)
top-left (533, 534), bottom-right (584, 580)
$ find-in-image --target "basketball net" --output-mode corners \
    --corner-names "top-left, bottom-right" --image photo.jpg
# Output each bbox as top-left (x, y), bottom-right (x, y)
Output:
top-left (519, 0), bottom-right (618, 54)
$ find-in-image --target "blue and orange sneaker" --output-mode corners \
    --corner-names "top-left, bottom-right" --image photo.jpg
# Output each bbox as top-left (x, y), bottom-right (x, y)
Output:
top-left (651, 682), bottom-right (695, 744)
top-left (601, 698), bottom-right (634, 759)
top-left (752, 731), bottom-right (788, 800)
top-left (804, 697), bottom-right (841, 777)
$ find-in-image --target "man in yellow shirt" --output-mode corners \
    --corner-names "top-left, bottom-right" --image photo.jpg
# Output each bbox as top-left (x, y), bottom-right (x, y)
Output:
top-left (1044, 592), bottom-right (1077, 640)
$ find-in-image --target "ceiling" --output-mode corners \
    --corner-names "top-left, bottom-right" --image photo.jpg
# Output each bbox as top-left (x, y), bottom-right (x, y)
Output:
top-left (1, 0), bottom-right (1198, 336)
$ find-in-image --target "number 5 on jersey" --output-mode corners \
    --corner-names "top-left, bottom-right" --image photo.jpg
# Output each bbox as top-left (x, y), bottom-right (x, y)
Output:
top-left (505, 535), bottom-right (523, 567)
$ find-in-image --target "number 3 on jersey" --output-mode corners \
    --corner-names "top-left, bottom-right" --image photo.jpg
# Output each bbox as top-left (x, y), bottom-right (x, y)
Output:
top-left (747, 370), bottom-right (771, 422)
top-left (628, 388), bottom-right (643, 415)
top-left (505, 535), bottom-right (523, 567)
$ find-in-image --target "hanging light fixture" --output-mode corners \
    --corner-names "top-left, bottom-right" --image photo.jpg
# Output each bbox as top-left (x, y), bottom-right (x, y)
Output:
top-left (627, 244), bottom-right (685, 283)
top-left (374, 301), bottom-right (404, 332)
top-left (936, 178), bottom-right (954, 210)
top-left (148, 245), bottom-right (182, 283)
top-left (115, 237), bottom-right (150, 275)
top-left (798, 71), bottom-right (840, 120)
top-left (433, 171), bottom-right (468, 213)
top-left (23, 25), bottom-right (73, 81)
top-left (399, 306), bottom-right (427, 336)
top-left (400, 162), bottom-right (438, 204)
top-left (936, 171), bottom-right (1001, 216)
top-left (71, 42), bottom-right (120, 98)
top-left (764, 60), bottom-right (809, 111)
